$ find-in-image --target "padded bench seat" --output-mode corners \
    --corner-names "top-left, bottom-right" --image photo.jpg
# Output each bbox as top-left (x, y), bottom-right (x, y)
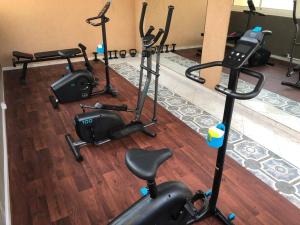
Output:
top-left (12, 46), bottom-right (83, 84)
top-left (34, 48), bottom-right (81, 59)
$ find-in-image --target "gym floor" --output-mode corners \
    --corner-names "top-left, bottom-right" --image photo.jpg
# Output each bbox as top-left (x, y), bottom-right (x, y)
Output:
top-left (4, 61), bottom-right (300, 225)
top-left (175, 48), bottom-right (300, 103)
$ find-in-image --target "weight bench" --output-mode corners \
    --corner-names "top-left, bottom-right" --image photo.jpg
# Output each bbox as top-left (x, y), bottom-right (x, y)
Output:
top-left (12, 47), bottom-right (83, 84)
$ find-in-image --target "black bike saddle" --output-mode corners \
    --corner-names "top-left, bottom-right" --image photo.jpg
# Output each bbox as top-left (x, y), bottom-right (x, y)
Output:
top-left (125, 148), bottom-right (173, 181)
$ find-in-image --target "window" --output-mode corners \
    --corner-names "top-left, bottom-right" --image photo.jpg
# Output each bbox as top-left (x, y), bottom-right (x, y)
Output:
top-left (233, 0), bottom-right (293, 10)
top-left (234, 0), bottom-right (260, 7)
top-left (261, 0), bottom-right (293, 10)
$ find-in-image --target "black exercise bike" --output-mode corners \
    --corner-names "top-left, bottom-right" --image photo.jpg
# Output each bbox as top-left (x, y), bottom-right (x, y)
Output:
top-left (49, 0), bottom-right (117, 109)
top-left (108, 28), bottom-right (266, 225)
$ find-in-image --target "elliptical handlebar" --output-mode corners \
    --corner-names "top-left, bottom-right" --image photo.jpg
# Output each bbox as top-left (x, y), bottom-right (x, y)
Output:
top-left (139, 2), bottom-right (148, 38)
top-left (159, 5), bottom-right (174, 46)
top-left (293, 0), bottom-right (298, 25)
top-left (86, 1), bottom-right (111, 26)
top-left (139, 2), bottom-right (174, 48)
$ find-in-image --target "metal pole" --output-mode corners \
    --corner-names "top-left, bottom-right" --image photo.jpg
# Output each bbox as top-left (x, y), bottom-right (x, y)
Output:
top-left (209, 69), bottom-right (239, 212)
top-left (135, 50), bottom-right (152, 121)
top-left (101, 17), bottom-right (111, 87)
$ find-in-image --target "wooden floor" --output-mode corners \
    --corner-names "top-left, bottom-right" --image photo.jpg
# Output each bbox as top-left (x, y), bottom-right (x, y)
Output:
top-left (176, 48), bottom-right (300, 102)
top-left (4, 61), bottom-right (300, 225)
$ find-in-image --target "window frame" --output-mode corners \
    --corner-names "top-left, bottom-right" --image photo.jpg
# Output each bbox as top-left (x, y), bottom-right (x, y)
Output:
top-left (232, 0), bottom-right (294, 18)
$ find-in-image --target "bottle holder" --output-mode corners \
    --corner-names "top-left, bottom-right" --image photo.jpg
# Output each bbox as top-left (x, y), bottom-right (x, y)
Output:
top-left (207, 123), bottom-right (225, 149)
top-left (97, 44), bottom-right (104, 54)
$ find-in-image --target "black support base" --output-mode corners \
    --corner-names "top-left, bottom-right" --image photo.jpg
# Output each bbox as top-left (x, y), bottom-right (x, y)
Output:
top-left (281, 80), bottom-right (300, 89)
top-left (98, 84), bottom-right (118, 97)
top-left (65, 134), bottom-right (84, 162)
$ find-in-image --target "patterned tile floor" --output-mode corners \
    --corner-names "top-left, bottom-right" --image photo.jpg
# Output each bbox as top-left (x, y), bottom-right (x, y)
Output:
top-left (110, 61), bottom-right (300, 209)
top-left (163, 53), bottom-right (300, 119)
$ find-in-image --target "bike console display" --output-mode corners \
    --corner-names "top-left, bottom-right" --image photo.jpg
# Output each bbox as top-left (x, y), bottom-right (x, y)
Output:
top-left (223, 27), bottom-right (264, 69)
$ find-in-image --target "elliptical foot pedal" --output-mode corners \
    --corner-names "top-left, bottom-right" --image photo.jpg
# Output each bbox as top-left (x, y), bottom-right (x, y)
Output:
top-left (109, 122), bottom-right (156, 140)
top-left (49, 95), bottom-right (59, 109)
top-left (65, 134), bottom-right (84, 162)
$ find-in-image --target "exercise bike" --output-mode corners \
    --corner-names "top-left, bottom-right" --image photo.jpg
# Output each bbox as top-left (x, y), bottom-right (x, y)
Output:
top-left (49, 0), bottom-right (117, 109)
top-left (108, 28), bottom-right (266, 225)
top-left (65, 2), bottom-right (174, 162)
top-left (229, 0), bottom-right (273, 67)
top-left (282, 0), bottom-right (300, 90)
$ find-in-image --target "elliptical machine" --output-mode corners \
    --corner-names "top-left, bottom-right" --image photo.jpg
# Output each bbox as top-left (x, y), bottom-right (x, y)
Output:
top-left (49, 0), bottom-right (117, 109)
top-left (65, 2), bottom-right (174, 162)
top-left (108, 28), bottom-right (265, 225)
top-left (282, 0), bottom-right (300, 90)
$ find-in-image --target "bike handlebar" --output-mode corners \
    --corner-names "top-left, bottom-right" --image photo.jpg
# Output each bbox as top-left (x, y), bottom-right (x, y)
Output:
top-left (86, 1), bottom-right (111, 26)
top-left (185, 61), bottom-right (265, 100)
top-left (215, 68), bottom-right (264, 100)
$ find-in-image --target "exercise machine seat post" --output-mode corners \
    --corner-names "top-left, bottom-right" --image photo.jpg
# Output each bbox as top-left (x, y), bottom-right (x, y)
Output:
top-left (64, 2), bottom-right (174, 162)
top-left (282, 0), bottom-right (300, 89)
top-left (108, 28), bottom-right (266, 225)
top-left (86, 0), bottom-right (117, 97)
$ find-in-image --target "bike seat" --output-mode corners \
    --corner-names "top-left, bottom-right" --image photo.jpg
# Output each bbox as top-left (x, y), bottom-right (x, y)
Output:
top-left (58, 48), bottom-right (81, 58)
top-left (125, 148), bottom-right (172, 181)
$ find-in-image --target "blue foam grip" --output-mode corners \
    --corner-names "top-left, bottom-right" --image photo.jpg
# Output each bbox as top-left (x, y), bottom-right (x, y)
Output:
top-left (139, 187), bottom-right (149, 196)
